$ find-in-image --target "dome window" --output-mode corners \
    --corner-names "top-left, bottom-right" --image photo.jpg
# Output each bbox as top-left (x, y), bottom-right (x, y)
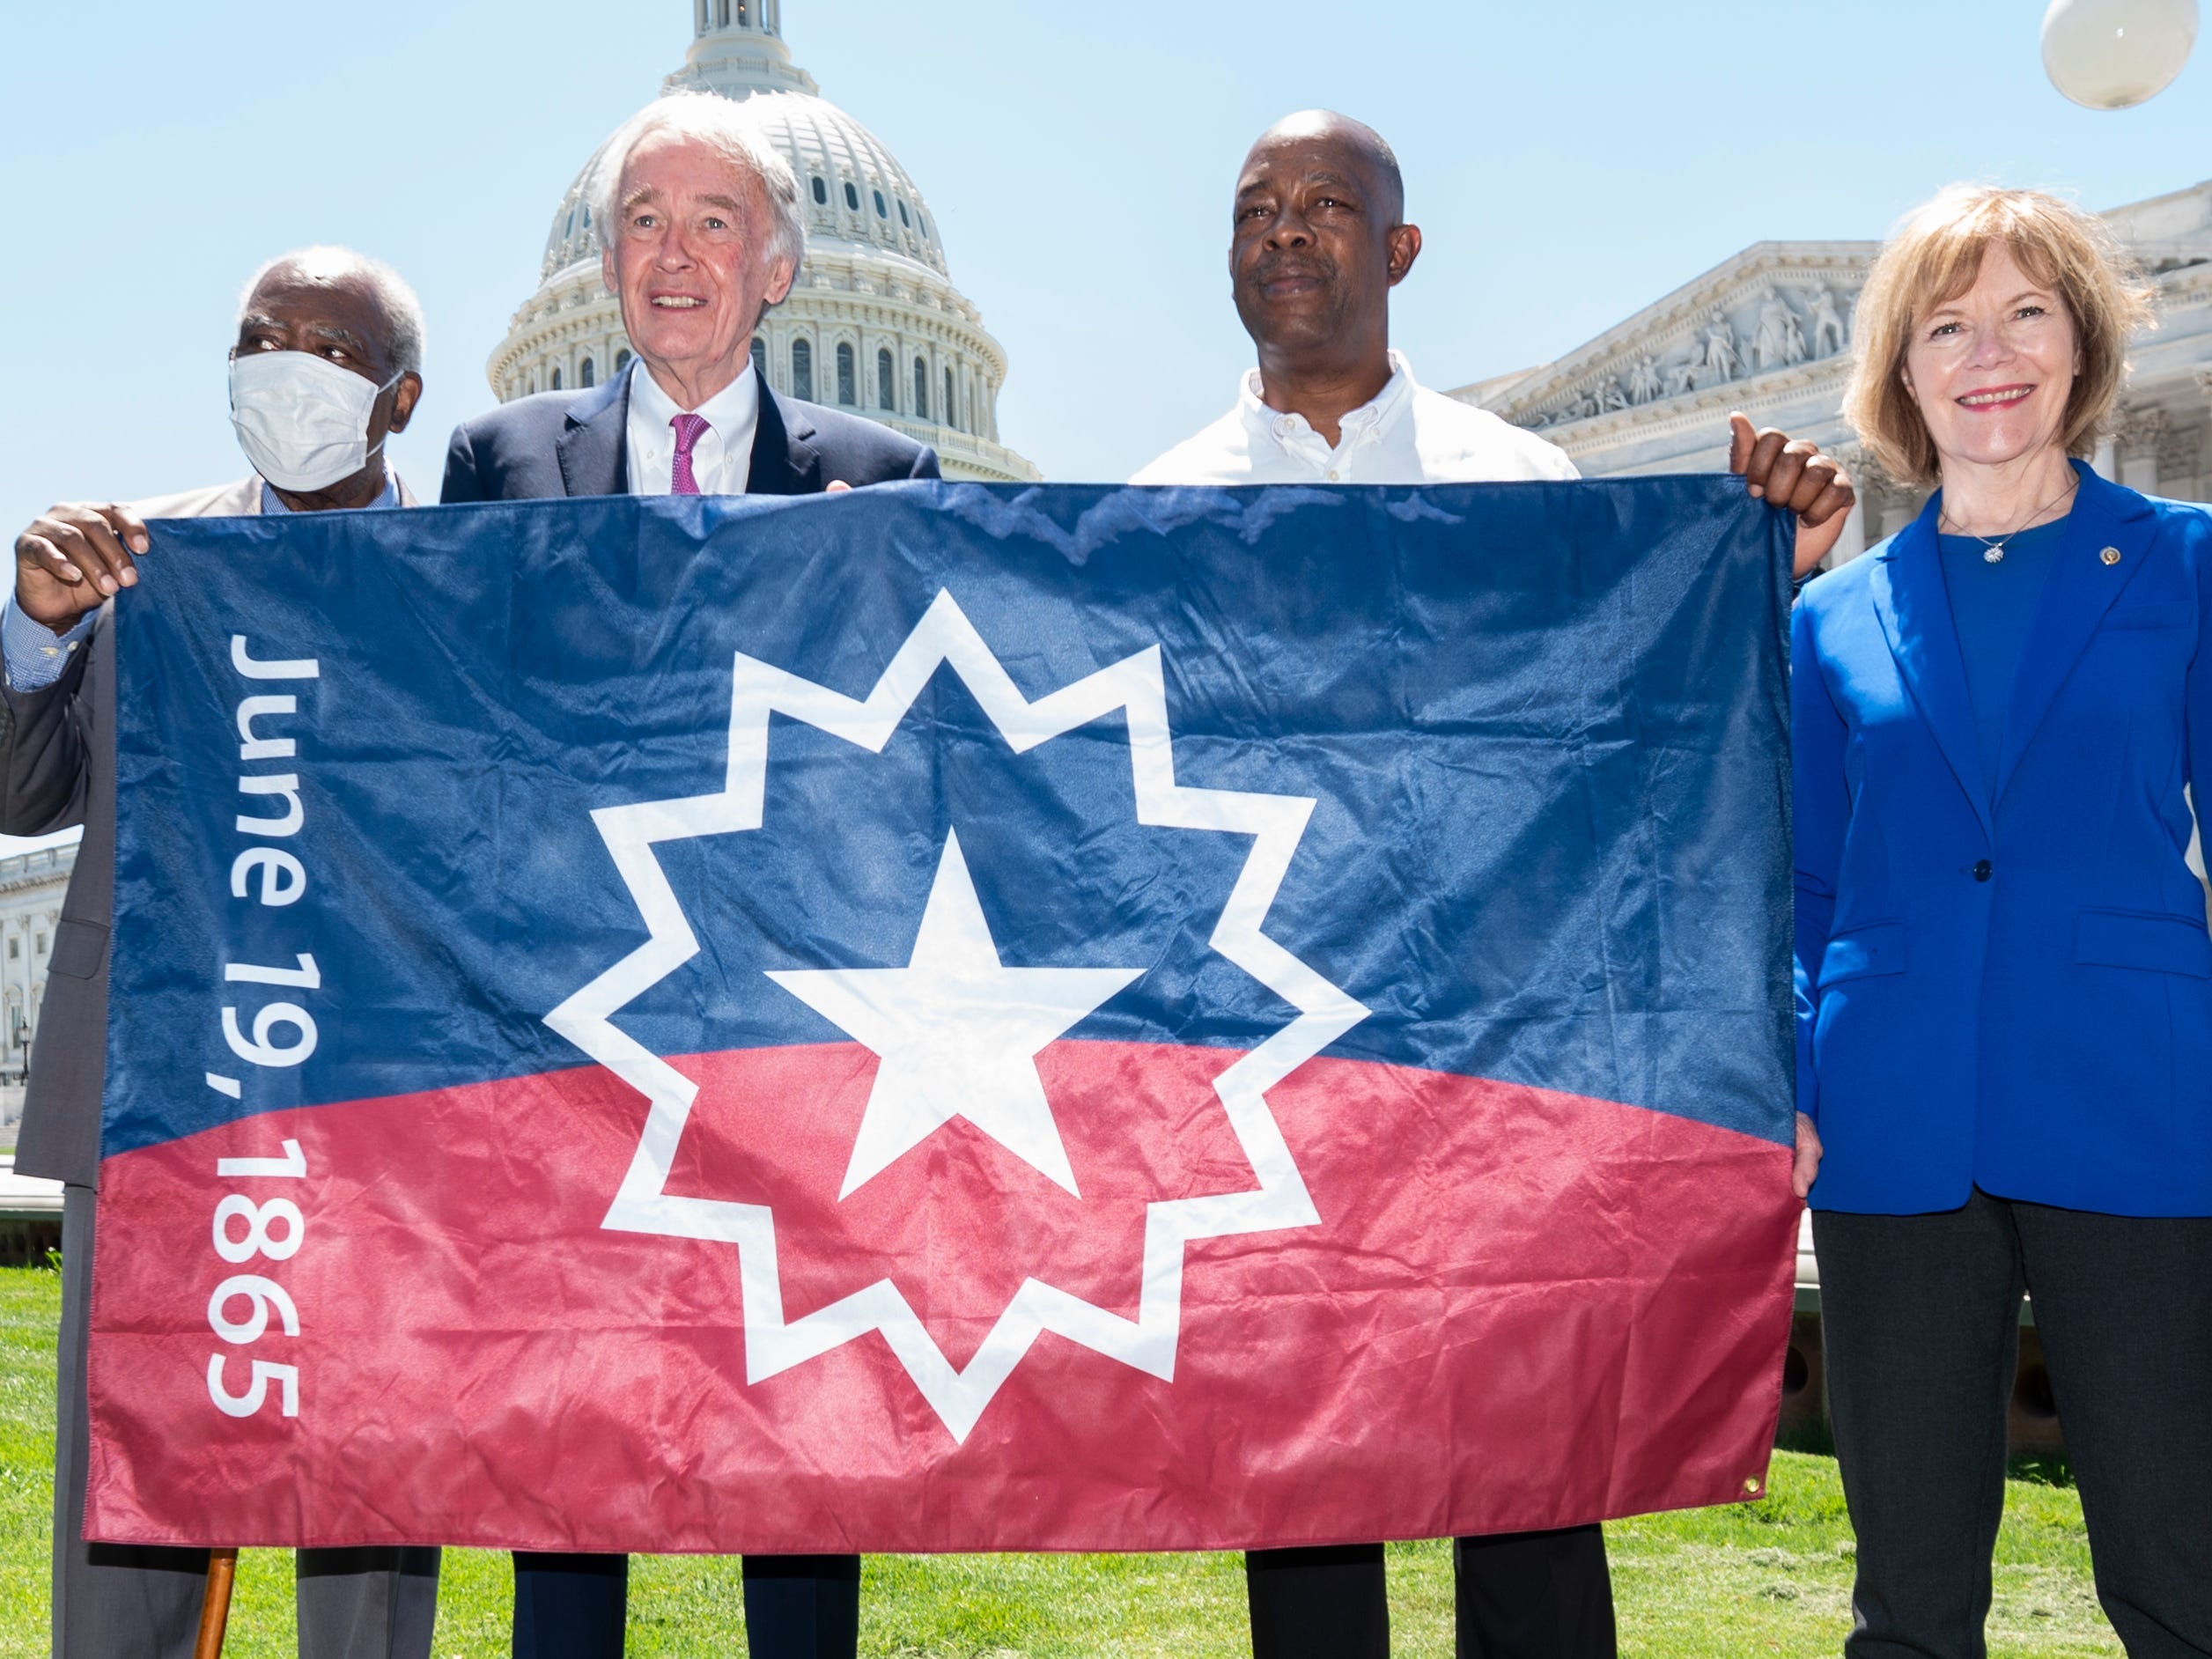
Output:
top-left (836, 343), bottom-right (856, 406)
top-left (912, 357), bottom-right (928, 420)
top-left (897, 201), bottom-right (910, 228)
top-left (790, 336), bottom-right (812, 402)
top-left (876, 348), bottom-right (895, 410)
top-left (844, 181), bottom-right (859, 211)
top-left (551, 366), bottom-right (564, 391)
top-left (873, 189), bottom-right (888, 219)
top-left (751, 337), bottom-right (767, 380)
top-left (565, 210), bottom-right (576, 240)
top-left (811, 176), bottom-right (828, 206)
top-left (616, 349), bottom-right (632, 373)
top-left (579, 356), bottom-right (595, 389)
top-left (944, 367), bottom-right (956, 431)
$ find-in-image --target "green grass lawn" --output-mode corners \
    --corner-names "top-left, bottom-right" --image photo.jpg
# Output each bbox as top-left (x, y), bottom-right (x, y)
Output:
top-left (0, 1265), bottom-right (2120, 1656)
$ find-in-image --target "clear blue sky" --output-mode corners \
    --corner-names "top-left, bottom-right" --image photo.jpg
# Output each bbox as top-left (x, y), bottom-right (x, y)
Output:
top-left (0, 1), bottom-right (2202, 524)
top-left (0, 2), bottom-right (2200, 861)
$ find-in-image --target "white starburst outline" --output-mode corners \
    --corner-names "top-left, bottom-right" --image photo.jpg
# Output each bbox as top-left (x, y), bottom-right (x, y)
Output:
top-left (544, 590), bottom-right (1368, 1441)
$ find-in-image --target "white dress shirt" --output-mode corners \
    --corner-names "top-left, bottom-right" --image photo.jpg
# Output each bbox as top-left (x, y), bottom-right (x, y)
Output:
top-left (1131, 350), bottom-right (1578, 487)
top-left (624, 358), bottom-right (760, 497)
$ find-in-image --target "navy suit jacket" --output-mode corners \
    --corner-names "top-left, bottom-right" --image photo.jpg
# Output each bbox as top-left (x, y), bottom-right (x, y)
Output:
top-left (1793, 463), bottom-right (2212, 1216)
top-left (439, 363), bottom-right (940, 503)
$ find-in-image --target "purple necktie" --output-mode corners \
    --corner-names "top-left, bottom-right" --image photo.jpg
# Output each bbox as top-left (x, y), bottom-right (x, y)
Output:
top-left (670, 412), bottom-right (710, 496)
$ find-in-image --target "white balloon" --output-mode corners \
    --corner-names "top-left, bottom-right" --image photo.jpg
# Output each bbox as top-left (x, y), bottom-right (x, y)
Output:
top-left (2042, 0), bottom-right (2199, 109)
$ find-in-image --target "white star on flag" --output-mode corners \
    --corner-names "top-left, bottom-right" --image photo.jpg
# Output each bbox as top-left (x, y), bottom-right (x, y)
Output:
top-left (768, 830), bottom-right (1141, 1198)
top-left (547, 590), bottom-right (1368, 1441)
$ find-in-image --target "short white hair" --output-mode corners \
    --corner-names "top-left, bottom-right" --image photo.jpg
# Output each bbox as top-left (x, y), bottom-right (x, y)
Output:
top-left (236, 246), bottom-right (426, 378)
top-left (589, 92), bottom-right (805, 270)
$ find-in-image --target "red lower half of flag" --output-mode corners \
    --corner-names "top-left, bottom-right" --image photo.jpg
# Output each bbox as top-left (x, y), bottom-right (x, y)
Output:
top-left (86, 1042), bottom-right (1796, 1552)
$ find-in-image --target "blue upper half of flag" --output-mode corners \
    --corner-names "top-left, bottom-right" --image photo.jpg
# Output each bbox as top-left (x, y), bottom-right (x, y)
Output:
top-left (107, 480), bottom-right (1794, 1158)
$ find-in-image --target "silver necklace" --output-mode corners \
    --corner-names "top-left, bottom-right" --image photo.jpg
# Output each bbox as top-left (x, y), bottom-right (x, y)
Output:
top-left (1941, 476), bottom-right (2079, 565)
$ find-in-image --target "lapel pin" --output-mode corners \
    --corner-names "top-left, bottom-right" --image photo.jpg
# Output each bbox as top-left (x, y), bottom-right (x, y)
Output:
top-left (2101, 547), bottom-right (2122, 566)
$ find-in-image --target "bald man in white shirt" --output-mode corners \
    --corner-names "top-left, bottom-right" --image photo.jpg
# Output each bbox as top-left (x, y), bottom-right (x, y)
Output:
top-left (1135, 110), bottom-right (1852, 575)
top-left (1138, 110), bottom-right (1850, 1659)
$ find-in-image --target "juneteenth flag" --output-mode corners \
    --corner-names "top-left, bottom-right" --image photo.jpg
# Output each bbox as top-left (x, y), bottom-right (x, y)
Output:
top-left (88, 479), bottom-right (1799, 1554)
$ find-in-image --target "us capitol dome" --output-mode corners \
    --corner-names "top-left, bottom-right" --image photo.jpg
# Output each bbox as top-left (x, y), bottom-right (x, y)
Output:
top-left (488, 0), bottom-right (1040, 483)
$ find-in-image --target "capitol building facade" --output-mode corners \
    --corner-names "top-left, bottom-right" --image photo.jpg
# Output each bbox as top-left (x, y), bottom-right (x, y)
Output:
top-left (0, 843), bottom-right (74, 1145)
top-left (487, 1), bottom-right (1039, 484)
top-left (1452, 179), bottom-right (2212, 562)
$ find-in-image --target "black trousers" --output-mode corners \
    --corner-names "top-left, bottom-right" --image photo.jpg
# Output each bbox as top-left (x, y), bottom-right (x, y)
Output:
top-left (1815, 1189), bottom-right (2212, 1659)
top-left (52, 1187), bottom-right (441, 1659)
top-left (511, 1550), bottom-right (859, 1659)
top-left (1246, 1526), bottom-right (1614, 1659)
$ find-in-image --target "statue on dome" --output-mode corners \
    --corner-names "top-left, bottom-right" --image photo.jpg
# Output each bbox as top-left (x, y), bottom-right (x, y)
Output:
top-left (1752, 287), bottom-right (1807, 372)
top-left (1700, 310), bottom-right (1739, 383)
top-left (1626, 354), bottom-right (1663, 405)
top-left (1807, 284), bottom-right (1847, 358)
top-left (1548, 388), bottom-right (1597, 425)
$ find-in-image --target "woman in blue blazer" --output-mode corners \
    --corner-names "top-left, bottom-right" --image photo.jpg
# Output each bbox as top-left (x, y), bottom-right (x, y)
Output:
top-left (1795, 185), bottom-right (2212, 1658)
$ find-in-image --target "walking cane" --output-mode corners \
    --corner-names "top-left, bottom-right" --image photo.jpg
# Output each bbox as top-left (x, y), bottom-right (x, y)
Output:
top-left (193, 1549), bottom-right (239, 1659)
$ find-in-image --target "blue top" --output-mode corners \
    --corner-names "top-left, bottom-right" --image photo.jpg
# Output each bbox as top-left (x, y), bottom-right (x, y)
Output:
top-left (1937, 514), bottom-right (2069, 798)
top-left (1792, 465), bottom-right (2212, 1217)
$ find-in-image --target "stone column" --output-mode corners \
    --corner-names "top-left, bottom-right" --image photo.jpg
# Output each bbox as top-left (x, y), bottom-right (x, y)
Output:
top-left (1826, 445), bottom-right (1873, 567)
top-left (2119, 407), bottom-right (2166, 494)
top-left (1825, 496), bottom-right (1868, 568)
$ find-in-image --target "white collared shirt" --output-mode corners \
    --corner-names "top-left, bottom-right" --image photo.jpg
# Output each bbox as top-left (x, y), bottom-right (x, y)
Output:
top-left (1131, 350), bottom-right (1578, 486)
top-left (624, 359), bottom-right (760, 497)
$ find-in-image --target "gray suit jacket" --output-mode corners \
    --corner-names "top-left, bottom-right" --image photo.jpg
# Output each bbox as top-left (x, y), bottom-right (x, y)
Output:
top-left (5, 475), bottom-right (413, 1188)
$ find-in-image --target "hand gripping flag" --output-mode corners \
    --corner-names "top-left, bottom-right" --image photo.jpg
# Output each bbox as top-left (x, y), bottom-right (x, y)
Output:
top-left (88, 480), bottom-right (1799, 1554)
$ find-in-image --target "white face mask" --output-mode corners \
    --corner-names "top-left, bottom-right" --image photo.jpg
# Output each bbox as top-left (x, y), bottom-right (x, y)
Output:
top-left (229, 350), bottom-right (401, 492)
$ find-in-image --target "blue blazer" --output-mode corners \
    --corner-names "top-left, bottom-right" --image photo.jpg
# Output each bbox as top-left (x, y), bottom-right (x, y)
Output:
top-left (439, 362), bottom-right (940, 503)
top-left (1794, 464), bottom-right (2212, 1216)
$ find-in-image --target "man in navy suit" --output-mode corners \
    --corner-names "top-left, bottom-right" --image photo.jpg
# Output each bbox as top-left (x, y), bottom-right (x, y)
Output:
top-left (443, 95), bottom-right (936, 510)
top-left (440, 89), bottom-right (934, 1659)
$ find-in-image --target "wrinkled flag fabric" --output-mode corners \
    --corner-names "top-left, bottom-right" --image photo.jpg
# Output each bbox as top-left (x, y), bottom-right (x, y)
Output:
top-left (89, 479), bottom-right (1798, 1553)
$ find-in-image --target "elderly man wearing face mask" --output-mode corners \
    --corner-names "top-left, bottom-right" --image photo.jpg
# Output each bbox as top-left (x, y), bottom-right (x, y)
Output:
top-left (4, 245), bottom-right (439, 1659)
